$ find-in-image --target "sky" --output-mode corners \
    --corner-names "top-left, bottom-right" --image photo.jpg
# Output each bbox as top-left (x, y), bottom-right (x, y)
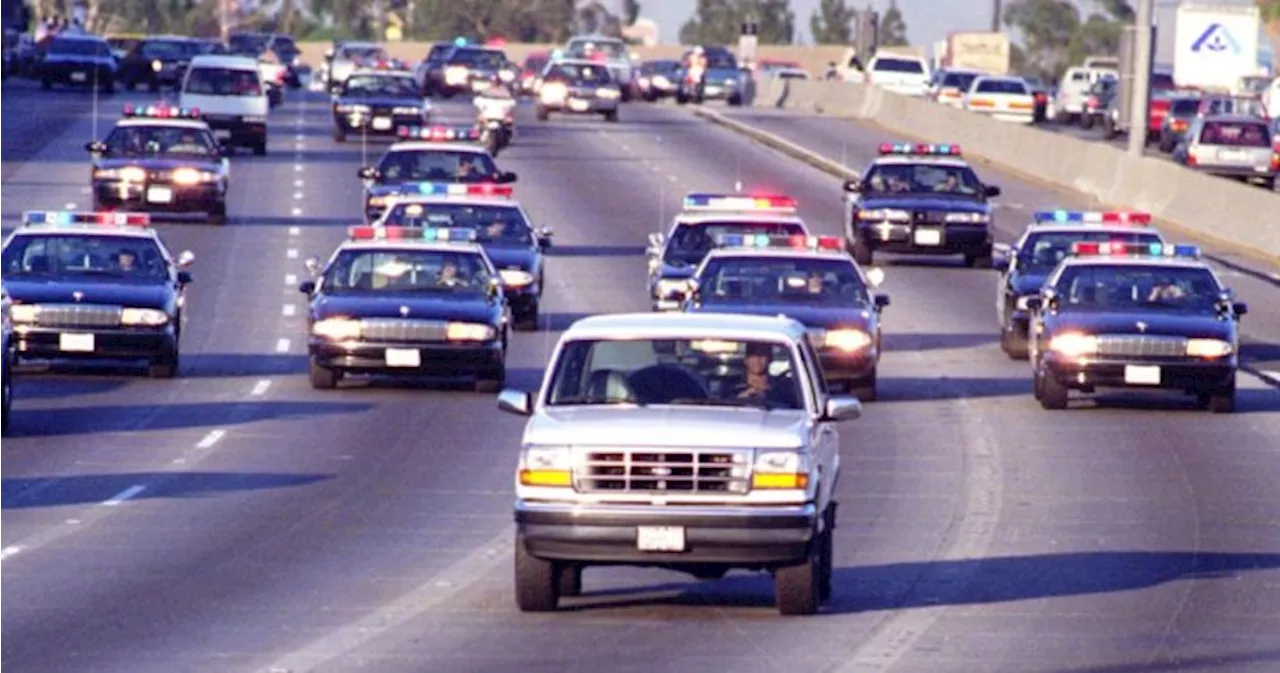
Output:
top-left (638, 0), bottom-right (999, 48)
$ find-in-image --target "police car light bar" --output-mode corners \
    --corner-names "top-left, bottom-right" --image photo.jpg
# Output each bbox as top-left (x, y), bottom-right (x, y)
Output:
top-left (123, 104), bottom-right (201, 119)
top-left (397, 125), bottom-right (481, 141)
top-left (22, 211), bottom-right (151, 227)
top-left (1033, 210), bottom-right (1152, 225)
top-left (878, 142), bottom-right (961, 156)
top-left (348, 225), bottom-right (478, 242)
top-left (397, 182), bottom-right (513, 198)
top-left (1070, 242), bottom-right (1199, 258)
top-left (714, 234), bottom-right (843, 251)
top-left (683, 193), bottom-right (798, 213)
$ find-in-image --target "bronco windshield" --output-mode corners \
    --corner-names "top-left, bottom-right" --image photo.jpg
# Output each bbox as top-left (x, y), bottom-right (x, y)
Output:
top-left (546, 338), bottom-right (804, 410)
top-left (3, 234), bottom-right (169, 283)
top-left (664, 220), bottom-right (806, 266)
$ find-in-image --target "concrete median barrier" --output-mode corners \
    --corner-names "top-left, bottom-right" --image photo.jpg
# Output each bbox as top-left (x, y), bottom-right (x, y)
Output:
top-left (732, 78), bottom-right (1280, 263)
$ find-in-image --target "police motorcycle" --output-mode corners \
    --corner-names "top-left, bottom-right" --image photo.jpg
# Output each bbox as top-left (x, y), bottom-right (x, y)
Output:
top-left (474, 75), bottom-right (517, 156)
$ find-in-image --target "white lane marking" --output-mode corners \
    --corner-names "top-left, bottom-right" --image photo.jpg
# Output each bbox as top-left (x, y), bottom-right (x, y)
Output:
top-left (620, 143), bottom-right (631, 151)
top-left (650, 164), bottom-right (661, 173)
top-left (294, 179), bottom-right (304, 188)
top-left (666, 175), bottom-right (677, 183)
top-left (288, 226), bottom-right (300, 236)
top-left (286, 249), bottom-right (299, 259)
top-left (250, 379), bottom-right (272, 396)
top-left (295, 133), bottom-right (304, 141)
top-left (285, 273), bottom-right (298, 286)
top-left (0, 546), bottom-right (23, 561)
top-left (282, 304), bottom-right (296, 317)
top-left (295, 164), bottom-right (303, 172)
top-left (65, 519), bottom-right (80, 525)
top-left (101, 484), bottom-right (146, 507)
top-left (276, 338), bottom-right (291, 353)
top-left (196, 429), bottom-right (226, 449)
top-left (294, 191), bottom-right (304, 200)
top-left (64, 202), bottom-right (76, 209)
top-left (291, 207), bottom-right (302, 216)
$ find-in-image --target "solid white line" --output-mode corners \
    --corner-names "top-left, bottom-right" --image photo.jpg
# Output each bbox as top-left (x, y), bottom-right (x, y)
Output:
top-left (101, 484), bottom-right (146, 507)
top-left (285, 273), bottom-right (298, 285)
top-left (288, 226), bottom-right (301, 235)
top-left (276, 338), bottom-right (291, 353)
top-left (250, 379), bottom-right (272, 396)
top-left (286, 249), bottom-right (299, 259)
top-left (0, 546), bottom-right (23, 560)
top-left (291, 207), bottom-right (302, 216)
top-left (282, 304), bottom-right (296, 317)
top-left (196, 429), bottom-right (226, 449)
top-left (293, 191), bottom-right (303, 200)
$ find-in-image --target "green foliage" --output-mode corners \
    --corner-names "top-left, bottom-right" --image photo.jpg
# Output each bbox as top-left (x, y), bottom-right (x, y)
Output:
top-left (1003, 0), bottom-right (1080, 81)
top-left (623, 0), bottom-right (642, 26)
top-left (680, 0), bottom-right (795, 46)
top-left (878, 0), bottom-right (908, 46)
top-left (809, 0), bottom-right (854, 45)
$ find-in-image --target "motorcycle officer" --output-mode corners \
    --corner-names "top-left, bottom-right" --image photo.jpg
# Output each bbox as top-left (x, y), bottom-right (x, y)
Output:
top-left (688, 46), bottom-right (709, 103)
top-left (474, 74), bottom-right (516, 154)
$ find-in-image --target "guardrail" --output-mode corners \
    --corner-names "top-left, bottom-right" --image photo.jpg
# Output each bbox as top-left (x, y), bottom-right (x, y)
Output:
top-left (748, 77), bottom-right (1280, 262)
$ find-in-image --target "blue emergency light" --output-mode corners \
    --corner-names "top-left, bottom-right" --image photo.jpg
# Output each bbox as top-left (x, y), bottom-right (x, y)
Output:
top-left (1033, 210), bottom-right (1152, 225)
top-left (23, 211), bottom-right (151, 227)
top-left (122, 104), bottom-right (202, 120)
top-left (397, 125), bottom-right (481, 141)
top-left (1070, 241), bottom-right (1198, 258)
top-left (682, 193), bottom-right (798, 212)
top-left (878, 142), bottom-right (961, 156)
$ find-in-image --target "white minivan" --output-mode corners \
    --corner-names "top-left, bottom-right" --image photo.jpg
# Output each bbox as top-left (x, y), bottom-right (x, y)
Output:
top-left (179, 54), bottom-right (270, 155)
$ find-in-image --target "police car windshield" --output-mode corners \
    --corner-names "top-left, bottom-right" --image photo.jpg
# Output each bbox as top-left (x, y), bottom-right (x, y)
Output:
top-left (1054, 265), bottom-right (1223, 313)
top-left (321, 249), bottom-right (492, 295)
top-left (450, 49), bottom-right (504, 68)
top-left (1017, 232), bottom-right (1163, 272)
top-left (377, 150), bottom-right (497, 182)
top-left (547, 338), bottom-right (804, 410)
top-left (547, 63), bottom-right (611, 83)
top-left (340, 46), bottom-right (384, 61)
top-left (343, 74), bottom-right (419, 98)
top-left (665, 221), bottom-right (806, 265)
top-left (142, 39), bottom-right (198, 59)
top-left (49, 38), bottom-right (110, 57)
top-left (567, 41), bottom-right (626, 59)
top-left (104, 125), bottom-right (218, 158)
top-left (185, 67), bottom-right (261, 96)
top-left (3, 234), bottom-right (169, 283)
top-left (699, 258), bottom-right (870, 306)
top-left (382, 203), bottom-right (532, 246)
top-left (863, 162), bottom-right (983, 195)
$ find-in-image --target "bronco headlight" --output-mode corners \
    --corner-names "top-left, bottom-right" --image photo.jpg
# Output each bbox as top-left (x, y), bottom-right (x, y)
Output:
top-left (9, 304), bottom-right (39, 324)
top-left (824, 329), bottom-right (872, 352)
top-left (1186, 338), bottom-right (1233, 358)
top-left (752, 450), bottom-right (810, 490)
top-left (518, 445), bottom-right (573, 487)
top-left (312, 317), bottom-right (362, 340)
top-left (446, 322), bottom-right (496, 341)
top-left (858, 208), bottom-right (911, 221)
top-left (499, 269), bottom-right (534, 287)
top-left (945, 212), bottom-right (989, 223)
top-left (1048, 332), bottom-right (1097, 357)
top-left (120, 308), bottom-right (169, 326)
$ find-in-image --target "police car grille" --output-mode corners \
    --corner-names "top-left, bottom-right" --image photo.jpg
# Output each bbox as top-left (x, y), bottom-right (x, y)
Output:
top-left (34, 304), bottom-right (121, 328)
top-left (358, 318), bottom-right (448, 343)
top-left (1096, 335), bottom-right (1188, 358)
top-left (913, 211), bottom-right (948, 223)
top-left (576, 448), bottom-right (751, 493)
top-left (370, 105), bottom-right (395, 117)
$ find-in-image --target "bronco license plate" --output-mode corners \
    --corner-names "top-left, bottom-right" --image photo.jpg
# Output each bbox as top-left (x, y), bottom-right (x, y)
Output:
top-left (637, 526), bottom-right (686, 552)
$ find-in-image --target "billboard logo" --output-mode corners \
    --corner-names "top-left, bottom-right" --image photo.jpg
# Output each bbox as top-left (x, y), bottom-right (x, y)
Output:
top-left (1190, 23), bottom-right (1241, 55)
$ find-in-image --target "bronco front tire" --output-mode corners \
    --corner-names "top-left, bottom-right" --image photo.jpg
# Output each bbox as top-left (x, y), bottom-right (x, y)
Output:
top-left (515, 534), bottom-right (560, 612)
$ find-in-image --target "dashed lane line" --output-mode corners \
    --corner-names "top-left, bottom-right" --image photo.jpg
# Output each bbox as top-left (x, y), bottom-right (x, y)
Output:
top-left (0, 546), bottom-right (24, 561)
top-left (276, 338), bottom-right (291, 353)
top-left (286, 249), bottom-right (299, 259)
top-left (285, 273), bottom-right (297, 286)
top-left (282, 304), bottom-right (296, 317)
top-left (250, 379), bottom-right (272, 396)
top-left (100, 484), bottom-right (146, 507)
top-left (288, 226), bottom-right (300, 236)
top-left (291, 207), bottom-right (302, 216)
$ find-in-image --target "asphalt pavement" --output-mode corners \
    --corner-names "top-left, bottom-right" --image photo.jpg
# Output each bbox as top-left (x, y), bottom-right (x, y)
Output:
top-left (2, 87), bottom-right (1279, 673)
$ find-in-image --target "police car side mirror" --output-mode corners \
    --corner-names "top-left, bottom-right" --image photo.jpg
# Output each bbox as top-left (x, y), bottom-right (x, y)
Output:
top-left (357, 166), bottom-right (379, 181)
top-left (873, 293), bottom-right (890, 309)
top-left (175, 250), bottom-right (195, 268)
top-left (497, 389), bottom-right (533, 416)
top-left (842, 178), bottom-right (861, 193)
top-left (303, 256), bottom-right (321, 276)
top-left (984, 185), bottom-right (1002, 198)
top-left (496, 171), bottom-right (518, 184)
top-left (1024, 295), bottom-right (1044, 312)
top-left (1231, 301), bottom-right (1248, 317)
top-left (536, 227), bottom-right (553, 248)
top-left (992, 256), bottom-right (1010, 272)
top-left (176, 271), bottom-right (193, 285)
top-left (822, 395), bottom-right (863, 421)
top-left (646, 231), bottom-right (665, 253)
top-left (298, 280), bottom-right (316, 295)
top-left (85, 140), bottom-right (106, 154)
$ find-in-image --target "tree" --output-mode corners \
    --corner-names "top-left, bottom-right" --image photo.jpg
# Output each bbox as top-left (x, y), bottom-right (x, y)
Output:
top-left (809, 0), bottom-right (854, 45)
top-left (1003, 0), bottom-right (1080, 80)
top-left (1066, 12), bottom-right (1123, 67)
top-left (1096, 0), bottom-right (1134, 23)
top-left (877, 0), bottom-right (908, 46)
top-left (680, 0), bottom-right (794, 45)
top-left (623, 0), bottom-right (641, 25)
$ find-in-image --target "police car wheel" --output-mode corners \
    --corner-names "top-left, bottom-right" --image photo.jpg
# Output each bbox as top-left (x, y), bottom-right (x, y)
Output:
top-left (148, 349), bottom-right (179, 379)
top-left (514, 533), bottom-right (560, 612)
top-left (208, 202), bottom-right (227, 225)
top-left (1202, 380), bottom-right (1236, 414)
top-left (1037, 369), bottom-right (1069, 410)
top-left (966, 251), bottom-right (993, 269)
top-left (308, 357), bottom-right (340, 389)
top-left (475, 366), bottom-right (506, 393)
top-left (851, 241), bottom-right (873, 266)
top-left (536, 106), bottom-right (549, 122)
top-left (603, 110), bottom-right (618, 123)
top-left (513, 310), bottom-right (539, 332)
top-left (252, 139), bottom-right (267, 156)
top-left (1000, 329), bottom-right (1029, 360)
top-left (849, 373), bottom-right (877, 403)
top-left (333, 128), bottom-right (346, 143)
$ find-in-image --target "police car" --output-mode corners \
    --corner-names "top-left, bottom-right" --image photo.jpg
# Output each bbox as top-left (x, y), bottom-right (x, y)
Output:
top-left (681, 234), bottom-right (890, 401)
top-left (85, 105), bottom-right (231, 224)
top-left (299, 226), bottom-right (509, 392)
top-left (1, 211), bottom-right (196, 379)
top-left (373, 182), bottom-right (552, 330)
top-left (357, 125), bottom-right (517, 222)
top-left (1026, 243), bottom-right (1246, 412)
top-left (844, 143), bottom-right (1000, 267)
top-left (331, 66), bottom-right (432, 142)
top-left (2, 287), bottom-right (13, 433)
top-left (646, 193), bottom-right (810, 311)
top-left (995, 210), bottom-right (1165, 359)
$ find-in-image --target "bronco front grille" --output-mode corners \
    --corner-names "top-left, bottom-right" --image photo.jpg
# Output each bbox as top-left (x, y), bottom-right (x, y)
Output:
top-left (359, 318), bottom-right (448, 343)
top-left (576, 448), bottom-right (752, 493)
top-left (33, 304), bottom-right (121, 328)
top-left (1096, 334), bottom-right (1188, 358)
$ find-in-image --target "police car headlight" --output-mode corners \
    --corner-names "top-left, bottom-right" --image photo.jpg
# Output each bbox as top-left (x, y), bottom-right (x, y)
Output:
top-left (120, 308), bottom-right (169, 326)
top-left (499, 269), bottom-right (535, 287)
top-left (518, 445), bottom-right (573, 487)
top-left (392, 106), bottom-right (421, 115)
top-left (858, 208), bottom-right (911, 221)
top-left (540, 82), bottom-right (567, 101)
top-left (172, 167), bottom-right (215, 185)
top-left (499, 70), bottom-right (515, 83)
top-left (656, 278), bottom-right (688, 297)
top-left (596, 87), bottom-right (620, 99)
top-left (446, 322), bottom-right (496, 341)
top-left (151, 59), bottom-right (162, 72)
top-left (1048, 332), bottom-right (1097, 357)
top-left (445, 66), bottom-right (468, 84)
top-left (945, 212), bottom-right (989, 223)
top-left (1186, 338), bottom-right (1233, 358)
top-left (102, 166), bottom-right (146, 182)
top-left (313, 317), bottom-right (362, 340)
top-left (654, 75), bottom-right (671, 87)
top-left (824, 329), bottom-right (872, 352)
top-left (9, 304), bottom-right (39, 324)
top-left (752, 450), bottom-right (809, 490)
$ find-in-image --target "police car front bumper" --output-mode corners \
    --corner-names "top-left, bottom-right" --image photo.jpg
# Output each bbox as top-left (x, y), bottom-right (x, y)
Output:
top-left (334, 112), bottom-right (426, 135)
top-left (309, 338), bottom-right (505, 376)
top-left (542, 96), bottom-right (619, 114)
top-left (855, 222), bottom-right (991, 256)
top-left (13, 325), bottom-right (177, 363)
top-left (94, 180), bottom-right (224, 213)
top-left (1042, 353), bottom-right (1237, 394)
